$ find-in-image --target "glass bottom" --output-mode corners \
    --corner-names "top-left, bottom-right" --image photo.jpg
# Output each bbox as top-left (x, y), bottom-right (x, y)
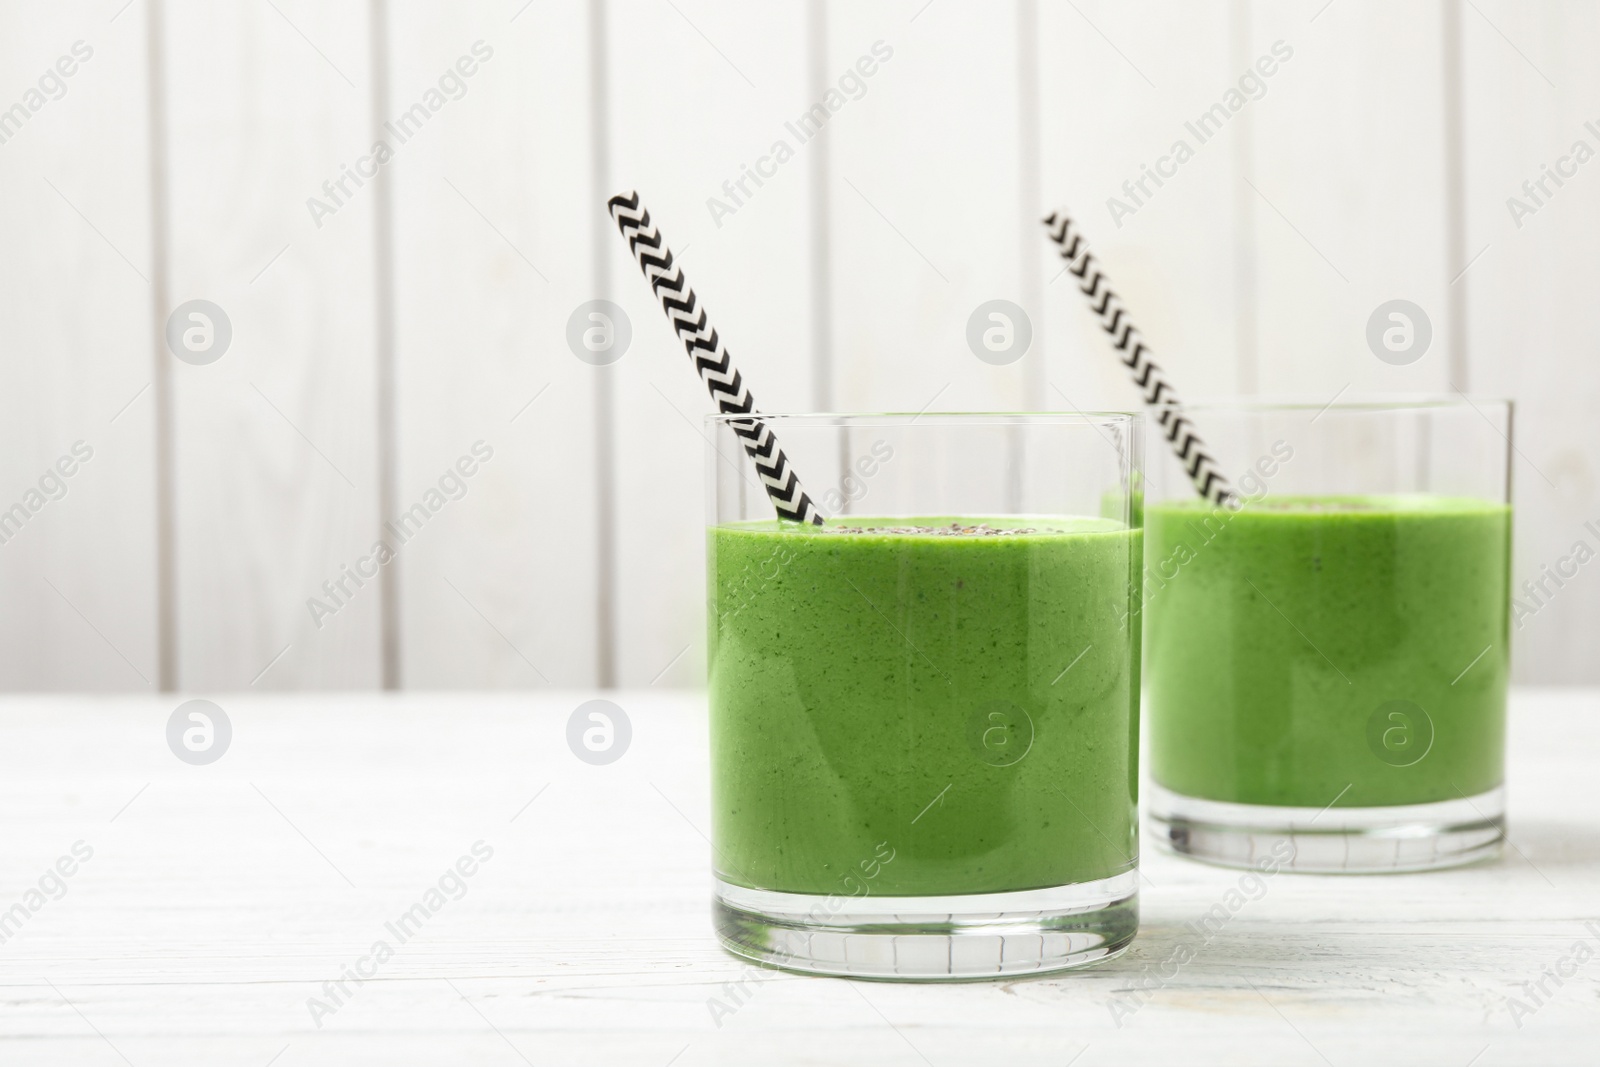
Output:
top-left (1148, 783), bottom-right (1505, 873)
top-left (712, 872), bottom-right (1138, 980)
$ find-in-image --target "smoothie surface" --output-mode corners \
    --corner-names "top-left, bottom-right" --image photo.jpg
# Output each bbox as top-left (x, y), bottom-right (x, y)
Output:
top-left (709, 515), bottom-right (1141, 897)
top-left (1145, 494), bottom-right (1510, 808)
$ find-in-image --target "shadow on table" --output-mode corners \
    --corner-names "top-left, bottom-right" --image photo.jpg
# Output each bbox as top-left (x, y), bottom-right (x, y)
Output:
top-left (1084, 824), bottom-right (1600, 980)
top-left (1506, 818), bottom-right (1600, 871)
top-left (1066, 922), bottom-right (1308, 1001)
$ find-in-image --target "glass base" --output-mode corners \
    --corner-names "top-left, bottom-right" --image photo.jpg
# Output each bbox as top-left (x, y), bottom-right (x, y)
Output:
top-left (712, 873), bottom-right (1138, 980)
top-left (1148, 783), bottom-right (1505, 873)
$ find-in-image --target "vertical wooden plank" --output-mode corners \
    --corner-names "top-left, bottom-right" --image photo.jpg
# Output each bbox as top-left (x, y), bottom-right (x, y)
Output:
top-left (163, 0), bottom-right (381, 689)
top-left (605, 0), bottom-right (817, 687)
top-left (823, 0), bottom-right (1036, 415)
top-left (384, 0), bottom-right (600, 688)
top-left (0, 1), bottom-right (159, 689)
top-left (1244, 1), bottom-right (1453, 397)
top-left (805, 0), bottom-right (835, 414)
top-left (1035, 0), bottom-right (1241, 421)
top-left (591, 0), bottom-right (618, 689)
top-left (1459, 0), bottom-right (1600, 683)
top-left (1014, 0), bottom-right (1044, 410)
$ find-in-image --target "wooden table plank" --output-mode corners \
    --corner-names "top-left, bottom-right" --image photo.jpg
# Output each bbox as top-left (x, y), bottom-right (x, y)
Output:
top-left (0, 688), bottom-right (1594, 1065)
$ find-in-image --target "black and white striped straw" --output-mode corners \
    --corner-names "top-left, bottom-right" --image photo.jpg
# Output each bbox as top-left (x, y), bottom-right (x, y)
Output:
top-left (1043, 211), bottom-right (1235, 508)
top-left (608, 191), bottom-right (823, 525)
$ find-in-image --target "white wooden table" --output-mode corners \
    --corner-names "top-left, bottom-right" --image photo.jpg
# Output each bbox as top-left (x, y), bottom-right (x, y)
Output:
top-left (1, 688), bottom-right (1596, 1065)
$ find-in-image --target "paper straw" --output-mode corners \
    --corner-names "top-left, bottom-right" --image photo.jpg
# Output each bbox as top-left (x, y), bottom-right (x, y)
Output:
top-left (1043, 211), bottom-right (1235, 508)
top-left (608, 191), bottom-right (823, 525)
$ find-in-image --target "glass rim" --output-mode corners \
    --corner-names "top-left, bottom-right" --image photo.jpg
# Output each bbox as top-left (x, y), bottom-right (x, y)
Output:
top-left (704, 410), bottom-right (1144, 427)
top-left (1160, 394), bottom-right (1510, 413)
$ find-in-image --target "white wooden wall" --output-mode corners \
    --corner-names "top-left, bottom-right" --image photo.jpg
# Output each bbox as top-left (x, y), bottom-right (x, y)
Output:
top-left (0, 0), bottom-right (1594, 690)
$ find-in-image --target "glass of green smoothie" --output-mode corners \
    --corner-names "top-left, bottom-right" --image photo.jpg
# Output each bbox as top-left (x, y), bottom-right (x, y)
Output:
top-left (1143, 399), bottom-right (1512, 873)
top-left (706, 412), bottom-right (1144, 979)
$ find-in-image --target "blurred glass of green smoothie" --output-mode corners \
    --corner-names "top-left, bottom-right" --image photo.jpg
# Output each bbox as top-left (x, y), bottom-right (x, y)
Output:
top-left (1143, 400), bottom-right (1513, 873)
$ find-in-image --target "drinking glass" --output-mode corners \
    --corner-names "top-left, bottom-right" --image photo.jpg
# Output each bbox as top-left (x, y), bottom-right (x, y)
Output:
top-left (706, 412), bottom-right (1143, 979)
top-left (1143, 398), bottom-right (1512, 872)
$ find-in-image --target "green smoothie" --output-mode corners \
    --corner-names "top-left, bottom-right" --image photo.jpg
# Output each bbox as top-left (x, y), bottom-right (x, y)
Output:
top-left (1145, 495), bottom-right (1511, 808)
top-left (708, 517), bottom-right (1141, 897)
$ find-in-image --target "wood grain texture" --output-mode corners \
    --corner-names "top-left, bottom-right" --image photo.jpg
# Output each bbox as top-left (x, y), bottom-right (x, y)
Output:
top-left (0, 1), bottom-right (159, 689)
top-left (1036, 0), bottom-right (1244, 421)
top-left (384, 0), bottom-right (600, 689)
top-left (0, 688), bottom-right (1594, 1064)
top-left (1245, 1), bottom-right (1454, 397)
top-left (2, 0), bottom-right (1600, 692)
top-left (604, 0), bottom-right (817, 687)
top-left (162, 0), bottom-right (381, 689)
top-left (824, 0), bottom-right (1036, 416)
top-left (1458, 0), bottom-right (1600, 685)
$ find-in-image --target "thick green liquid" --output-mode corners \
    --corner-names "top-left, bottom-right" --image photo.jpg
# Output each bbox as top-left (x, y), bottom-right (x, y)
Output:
top-left (708, 517), bottom-right (1141, 896)
top-left (1145, 495), bottom-right (1511, 808)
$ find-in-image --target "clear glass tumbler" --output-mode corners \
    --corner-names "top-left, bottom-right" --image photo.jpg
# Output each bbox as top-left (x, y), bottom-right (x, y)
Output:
top-left (1143, 398), bottom-right (1512, 873)
top-left (706, 412), bottom-right (1143, 979)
